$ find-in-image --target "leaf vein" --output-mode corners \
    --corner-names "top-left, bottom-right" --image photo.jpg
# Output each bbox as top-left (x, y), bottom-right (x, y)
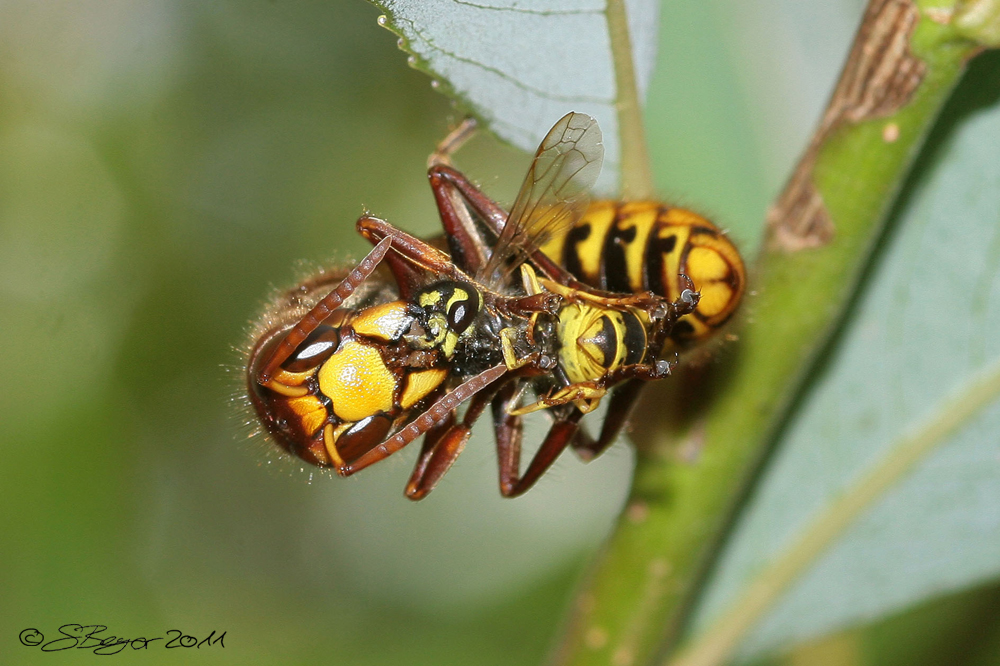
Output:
top-left (399, 17), bottom-right (611, 104)
top-left (446, 0), bottom-right (603, 17)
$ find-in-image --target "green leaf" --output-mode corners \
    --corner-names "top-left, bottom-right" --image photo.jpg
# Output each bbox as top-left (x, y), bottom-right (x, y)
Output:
top-left (368, 0), bottom-right (660, 193)
top-left (684, 56), bottom-right (1000, 663)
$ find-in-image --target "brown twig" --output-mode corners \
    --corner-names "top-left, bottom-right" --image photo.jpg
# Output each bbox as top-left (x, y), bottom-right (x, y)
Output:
top-left (767, 0), bottom-right (927, 252)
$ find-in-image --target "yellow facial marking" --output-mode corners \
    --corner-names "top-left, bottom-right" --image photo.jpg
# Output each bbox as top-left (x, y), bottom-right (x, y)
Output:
top-left (419, 290), bottom-right (441, 308)
top-left (578, 318), bottom-right (610, 365)
top-left (443, 331), bottom-right (460, 357)
top-left (351, 301), bottom-right (412, 341)
top-left (423, 313), bottom-right (448, 347)
top-left (446, 288), bottom-right (469, 310)
top-left (318, 340), bottom-right (396, 422)
top-left (286, 395), bottom-right (328, 436)
top-left (400, 368), bottom-right (448, 409)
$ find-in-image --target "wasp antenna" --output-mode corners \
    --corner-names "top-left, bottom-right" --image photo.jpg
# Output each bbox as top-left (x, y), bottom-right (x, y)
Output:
top-left (256, 237), bottom-right (391, 384)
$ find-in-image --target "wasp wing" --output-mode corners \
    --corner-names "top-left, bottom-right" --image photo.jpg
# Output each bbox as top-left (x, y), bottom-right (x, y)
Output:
top-left (481, 112), bottom-right (604, 287)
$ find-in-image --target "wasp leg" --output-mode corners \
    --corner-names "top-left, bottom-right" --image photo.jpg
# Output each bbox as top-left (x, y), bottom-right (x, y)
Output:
top-left (571, 379), bottom-right (646, 461)
top-left (427, 164), bottom-right (589, 288)
top-left (257, 236), bottom-right (391, 384)
top-left (341, 364), bottom-right (507, 477)
top-left (406, 409), bottom-right (456, 486)
top-left (405, 382), bottom-right (502, 500)
top-left (601, 358), bottom-right (674, 386)
top-left (426, 165), bottom-right (494, 275)
top-left (492, 381), bottom-right (523, 492)
top-left (509, 353), bottom-right (671, 415)
top-left (495, 400), bottom-right (585, 498)
top-left (508, 382), bottom-right (607, 416)
top-left (356, 215), bottom-right (472, 300)
top-left (428, 117), bottom-right (478, 168)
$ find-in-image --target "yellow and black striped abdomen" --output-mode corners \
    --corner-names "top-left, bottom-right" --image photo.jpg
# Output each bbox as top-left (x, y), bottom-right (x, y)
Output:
top-left (538, 201), bottom-right (746, 344)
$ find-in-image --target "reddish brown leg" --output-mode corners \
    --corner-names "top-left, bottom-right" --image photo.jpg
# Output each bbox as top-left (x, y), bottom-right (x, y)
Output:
top-left (341, 364), bottom-right (507, 476)
top-left (257, 236), bottom-right (391, 384)
top-left (427, 117), bottom-right (477, 169)
top-left (571, 379), bottom-right (646, 461)
top-left (601, 358), bottom-right (674, 385)
top-left (491, 381), bottom-right (523, 491)
top-left (405, 381), bottom-right (503, 500)
top-left (404, 410), bottom-right (457, 498)
top-left (356, 215), bottom-right (473, 299)
top-left (492, 383), bottom-right (586, 497)
top-left (428, 165), bottom-right (509, 238)
top-left (427, 167), bottom-right (491, 275)
top-left (428, 164), bottom-right (589, 289)
top-left (503, 409), bottom-right (585, 498)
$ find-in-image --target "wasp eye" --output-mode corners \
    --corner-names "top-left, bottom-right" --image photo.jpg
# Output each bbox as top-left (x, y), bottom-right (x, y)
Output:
top-left (448, 300), bottom-right (472, 331)
top-left (446, 289), bottom-right (481, 333)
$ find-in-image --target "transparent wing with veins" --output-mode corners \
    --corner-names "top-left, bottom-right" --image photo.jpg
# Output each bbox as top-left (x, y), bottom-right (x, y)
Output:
top-left (481, 112), bottom-right (604, 287)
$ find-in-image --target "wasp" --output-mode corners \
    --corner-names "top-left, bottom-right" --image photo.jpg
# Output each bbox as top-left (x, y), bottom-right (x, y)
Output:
top-left (423, 116), bottom-right (745, 474)
top-left (245, 112), bottom-right (740, 499)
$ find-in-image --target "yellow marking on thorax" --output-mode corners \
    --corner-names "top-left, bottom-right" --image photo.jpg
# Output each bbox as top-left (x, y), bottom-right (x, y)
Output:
top-left (318, 340), bottom-right (396, 422)
top-left (351, 301), bottom-right (412, 341)
top-left (618, 202), bottom-right (659, 292)
top-left (400, 368), bottom-right (448, 409)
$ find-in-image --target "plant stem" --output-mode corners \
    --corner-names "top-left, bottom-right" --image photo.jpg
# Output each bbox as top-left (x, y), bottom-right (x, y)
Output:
top-left (550, 3), bottom-right (984, 666)
top-left (607, 0), bottom-right (654, 200)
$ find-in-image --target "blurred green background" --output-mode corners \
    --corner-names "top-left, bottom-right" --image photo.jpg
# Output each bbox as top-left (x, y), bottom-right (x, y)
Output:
top-left (4, 1), bottom-right (996, 665)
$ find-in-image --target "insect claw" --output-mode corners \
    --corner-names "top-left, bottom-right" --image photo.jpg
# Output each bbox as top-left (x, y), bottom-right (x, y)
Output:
top-left (679, 288), bottom-right (700, 314)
